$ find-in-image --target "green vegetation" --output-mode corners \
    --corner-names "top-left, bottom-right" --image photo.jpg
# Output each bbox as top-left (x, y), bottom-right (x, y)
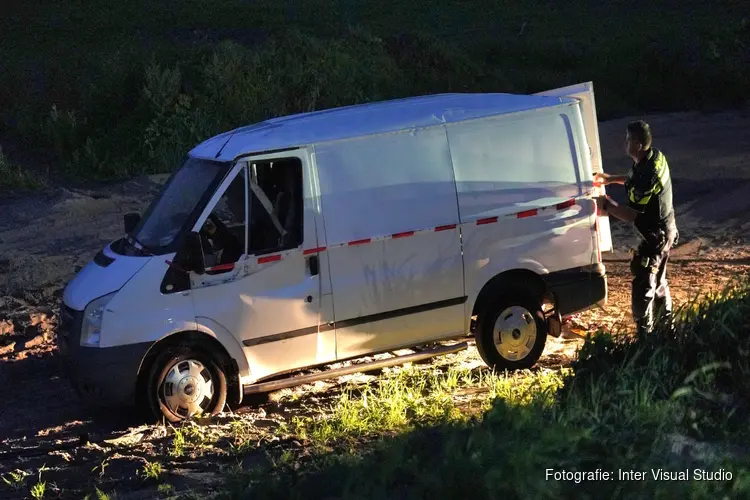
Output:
top-left (0, 147), bottom-right (47, 193)
top-left (29, 466), bottom-right (50, 500)
top-left (217, 277), bottom-right (750, 499)
top-left (0, 1), bottom-right (748, 189)
top-left (1, 466), bottom-right (55, 499)
top-left (167, 420), bottom-right (221, 458)
top-left (284, 364), bottom-right (566, 448)
top-left (139, 461), bottom-right (164, 482)
top-left (1, 469), bottom-right (28, 492)
top-left (83, 487), bottom-right (114, 500)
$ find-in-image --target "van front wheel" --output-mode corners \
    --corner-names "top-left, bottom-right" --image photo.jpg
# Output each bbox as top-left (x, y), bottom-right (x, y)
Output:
top-left (475, 292), bottom-right (548, 371)
top-left (145, 347), bottom-right (228, 423)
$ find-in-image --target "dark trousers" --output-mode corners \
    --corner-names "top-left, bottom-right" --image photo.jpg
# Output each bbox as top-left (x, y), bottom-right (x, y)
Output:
top-left (630, 224), bottom-right (679, 335)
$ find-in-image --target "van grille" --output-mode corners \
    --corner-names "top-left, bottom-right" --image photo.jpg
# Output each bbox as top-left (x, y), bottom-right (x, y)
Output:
top-left (59, 303), bottom-right (78, 339)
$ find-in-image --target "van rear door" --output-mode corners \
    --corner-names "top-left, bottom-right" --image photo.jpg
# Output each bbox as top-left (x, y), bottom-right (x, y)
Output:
top-left (534, 81), bottom-right (613, 253)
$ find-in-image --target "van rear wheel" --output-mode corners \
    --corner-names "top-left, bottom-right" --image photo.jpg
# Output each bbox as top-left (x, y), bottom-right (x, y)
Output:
top-left (145, 346), bottom-right (227, 423)
top-left (475, 291), bottom-right (548, 371)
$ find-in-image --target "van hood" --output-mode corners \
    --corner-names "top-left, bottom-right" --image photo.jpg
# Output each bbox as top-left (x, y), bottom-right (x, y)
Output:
top-left (63, 247), bottom-right (152, 311)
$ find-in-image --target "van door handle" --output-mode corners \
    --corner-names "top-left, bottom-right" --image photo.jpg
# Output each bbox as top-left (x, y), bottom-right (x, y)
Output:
top-left (307, 255), bottom-right (319, 276)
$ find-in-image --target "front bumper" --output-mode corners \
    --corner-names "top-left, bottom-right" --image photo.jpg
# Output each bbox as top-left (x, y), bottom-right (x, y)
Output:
top-left (58, 303), bottom-right (153, 409)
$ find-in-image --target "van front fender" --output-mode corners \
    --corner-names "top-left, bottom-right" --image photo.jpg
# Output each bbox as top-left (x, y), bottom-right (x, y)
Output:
top-left (134, 320), bottom-right (249, 408)
top-left (193, 317), bottom-right (252, 380)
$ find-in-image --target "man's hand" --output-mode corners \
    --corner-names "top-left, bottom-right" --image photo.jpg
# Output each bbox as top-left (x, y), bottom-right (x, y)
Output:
top-left (594, 173), bottom-right (610, 186)
top-left (595, 195), bottom-right (610, 216)
top-left (595, 172), bottom-right (627, 186)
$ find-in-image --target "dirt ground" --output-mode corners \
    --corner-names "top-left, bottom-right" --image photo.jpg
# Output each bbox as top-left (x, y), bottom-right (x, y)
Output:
top-left (1, 110), bottom-right (749, 498)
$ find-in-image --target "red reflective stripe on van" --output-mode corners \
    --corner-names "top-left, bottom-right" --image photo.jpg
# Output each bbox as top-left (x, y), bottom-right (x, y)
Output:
top-left (303, 247), bottom-right (326, 255)
top-left (391, 231), bottom-right (415, 239)
top-left (476, 217), bottom-right (498, 225)
top-left (348, 238), bottom-right (371, 246)
top-left (556, 199), bottom-right (576, 210)
top-left (516, 209), bottom-right (538, 218)
top-left (258, 254), bottom-right (282, 264)
top-left (208, 263), bottom-right (235, 272)
top-left (434, 224), bottom-right (457, 232)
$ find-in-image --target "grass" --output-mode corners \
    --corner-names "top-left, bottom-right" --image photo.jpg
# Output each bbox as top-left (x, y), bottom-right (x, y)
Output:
top-left (284, 365), bottom-right (566, 449)
top-left (139, 461), bottom-right (163, 482)
top-left (167, 420), bottom-right (221, 458)
top-left (30, 480), bottom-right (46, 500)
top-left (1, 469), bottom-right (28, 492)
top-left (211, 275), bottom-right (750, 499)
top-left (0, 1), bottom-right (748, 190)
top-left (1, 465), bottom-right (56, 499)
top-left (84, 488), bottom-right (114, 500)
top-left (0, 147), bottom-right (47, 194)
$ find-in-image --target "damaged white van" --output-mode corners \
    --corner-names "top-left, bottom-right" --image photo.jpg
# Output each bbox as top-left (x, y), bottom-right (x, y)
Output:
top-left (58, 82), bottom-right (611, 422)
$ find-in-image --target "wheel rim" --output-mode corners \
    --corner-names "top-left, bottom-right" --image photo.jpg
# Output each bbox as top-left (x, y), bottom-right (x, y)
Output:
top-left (493, 306), bottom-right (537, 361)
top-left (160, 359), bottom-right (215, 419)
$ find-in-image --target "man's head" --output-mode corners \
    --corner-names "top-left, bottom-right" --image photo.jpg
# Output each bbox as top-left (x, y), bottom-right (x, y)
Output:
top-left (625, 120), bottom-right (652, 161)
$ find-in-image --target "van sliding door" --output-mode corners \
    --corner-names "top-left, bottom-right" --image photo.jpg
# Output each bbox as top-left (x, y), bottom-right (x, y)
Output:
top-left (315, 127), bottom-right (466, 359)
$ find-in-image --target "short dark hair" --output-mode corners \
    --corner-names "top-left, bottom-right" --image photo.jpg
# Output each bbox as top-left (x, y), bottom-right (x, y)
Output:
top-left (627, 120), bottom-right (652, 149)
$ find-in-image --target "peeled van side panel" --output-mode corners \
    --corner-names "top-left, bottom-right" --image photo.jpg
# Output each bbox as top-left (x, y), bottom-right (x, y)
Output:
top-left (315, 127), bottom-right (465, 359)
top-left (445, 105), bottom-right (596, 325)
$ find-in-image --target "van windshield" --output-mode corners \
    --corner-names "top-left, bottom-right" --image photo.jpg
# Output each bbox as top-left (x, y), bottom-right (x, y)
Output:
top-left (129, 156), bottom-right (231, 253)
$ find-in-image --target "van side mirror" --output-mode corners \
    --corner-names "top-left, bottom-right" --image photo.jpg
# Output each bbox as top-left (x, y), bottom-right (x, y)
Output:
top-left (124, 213), bottom-right (140, 234)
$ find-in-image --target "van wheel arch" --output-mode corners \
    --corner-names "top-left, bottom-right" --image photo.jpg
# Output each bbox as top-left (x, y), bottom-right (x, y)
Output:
top-left (136, 331), bottom-right (241, 417)
top-left (471, 269), bottom-right (551, 322)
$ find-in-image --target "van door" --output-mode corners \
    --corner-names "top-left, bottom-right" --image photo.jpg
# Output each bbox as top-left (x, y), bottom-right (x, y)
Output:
top-left (314, 127), bottom-right (466, 360)
top-left (187, 151), bottom-right (336, 383)
top-left (534, 82), bottom-right (613, 253)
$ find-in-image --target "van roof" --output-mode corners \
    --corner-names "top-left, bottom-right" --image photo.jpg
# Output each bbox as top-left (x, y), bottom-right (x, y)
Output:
top-left (190, 92), bottom-right (575, 160)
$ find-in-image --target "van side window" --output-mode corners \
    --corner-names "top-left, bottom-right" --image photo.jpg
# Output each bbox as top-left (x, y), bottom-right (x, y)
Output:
top-left (248, 158), bottom-right (303, 255)
top-left (198, 167), bottom-right (247, 272)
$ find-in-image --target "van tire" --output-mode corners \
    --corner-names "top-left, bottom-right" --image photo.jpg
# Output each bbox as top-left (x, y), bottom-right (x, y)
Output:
top-left (475, 291), bottom-right (547, 371)
top-left (145, 346), bottom-right (228, 423)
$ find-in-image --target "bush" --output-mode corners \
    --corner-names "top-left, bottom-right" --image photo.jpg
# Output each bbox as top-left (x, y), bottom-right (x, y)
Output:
top-left (1, 5), bottom-right (748, 185)
top-left (0, 147), bottom-right (46, 193)
top-left (564, 279), bottom-right (750, 441)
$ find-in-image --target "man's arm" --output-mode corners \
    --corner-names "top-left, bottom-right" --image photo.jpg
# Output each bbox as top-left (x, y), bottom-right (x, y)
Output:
top-left (607, 199), bottom-right (639, 223)
top-left (597, 195), bottom-right (639, 223)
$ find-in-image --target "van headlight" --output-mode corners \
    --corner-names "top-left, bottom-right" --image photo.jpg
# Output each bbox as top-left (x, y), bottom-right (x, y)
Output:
top-left (81, 292), bottom-right (115, 347)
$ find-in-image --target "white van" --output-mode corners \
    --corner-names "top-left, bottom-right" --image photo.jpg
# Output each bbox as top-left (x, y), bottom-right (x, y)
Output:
top-left (58, 82), bottom-right (611, 422)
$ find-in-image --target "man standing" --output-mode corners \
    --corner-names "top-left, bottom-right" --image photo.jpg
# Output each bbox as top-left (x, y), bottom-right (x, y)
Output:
top-left (595, 120), bottom-right (679, 335)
